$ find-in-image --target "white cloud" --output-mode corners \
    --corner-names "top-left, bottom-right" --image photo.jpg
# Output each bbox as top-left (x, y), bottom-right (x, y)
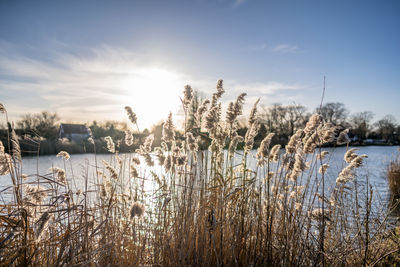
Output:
top-left (272, 43), bottom-right (299, 54)
top-left (0, 43), bottom-right (308, 129)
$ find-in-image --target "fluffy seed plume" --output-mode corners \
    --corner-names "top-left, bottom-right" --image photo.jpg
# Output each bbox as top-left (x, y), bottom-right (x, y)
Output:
top-left (183, 85), bottom-right (193, 107)
top-left (24, 185), bottom-right (47, 203)
top-left (141, 134), bottom-right (154, 153)
top-left (244, 119), bottom-right (260, 152)
top-left (228, 135), bottom-right (244, 158)
top-left (337, 129), bottom-right (351, 145)
top-left (256, 133), bottom-right (275, 166)
top-left (248, 98), bottom-right (260, 126)
top-left (286, 129), bottom-right (303, 154)
top-left (10, 128), bottom-right (21, 162)
top-left (154, 147), bottom-right (166, 165)
top-left (131, 156), bottom-right (141, 165)
top-left (336, 155), bottom-right (366, 185)
top-left (303, 132), bottom-right (318, 154)
top-left (105, 136), bottom-right (115, 153)
top-left (322, 124), bottom-right (336, 144)
top-left (205, 104), bottom-right (221, 133)
top-left (344, 148), bottom-right (359, 163)
top-left (226, 93), bottom-right (246, 124)
top-left (269, 144), bottom-right (281, 162)
top-left (0, 140), bottom-right (4, 154)
top-left (103, 160), bottom-right (118, 180)
top-left (304, 114), bottom-right (322, 133)
top-left (196, 99), bottom-right (210, 126)
top-left (136, 135), bottom-right (154, 166)
top-left (0, 153), bottom-right (12, 176)
top-left (125, 130), bottom-right (134, 146)
top-left (319, 164), bottom-right (329, 174)
top-left (125, 106), bottom-right (137, 125)
top-left (162, 113), bottom-right (175, 142)
top-left (351, 154), bottom-right (368, 167)
top-left (49, 167), bottom-right (67, 184)
top-left (317, 151), bottom-right (329, 160)
top-left (186, 132), bottom-right (199, 156)
top-left (289, 150), bottom-right (307, 181)
top-left (56, 151), bottom-right (70, 160)
top-left (215, 79), bottom-right (225, 98)
top-left (310, 208), bottom-right (331, 221)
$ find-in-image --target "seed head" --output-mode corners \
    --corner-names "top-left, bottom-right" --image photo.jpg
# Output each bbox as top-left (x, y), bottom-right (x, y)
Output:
top-left (125, 106), bottom-right (137, 125)
top-left (56, 151), bottom-right (70, 160)
top-left (105, 136), bottom-right (115, 153)
top-left (319, 164), bottom-right (329, 174)
top-left (337, 129), bottom-right (351, 145)
top-left (125, 130), bottom-right (134, 146)
top-left (162, 113), bottom-right (175, 142)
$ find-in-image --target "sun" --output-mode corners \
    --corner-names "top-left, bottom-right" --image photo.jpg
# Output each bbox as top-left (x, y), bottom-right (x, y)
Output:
top-left (120, 67), bottom-right (186, 130)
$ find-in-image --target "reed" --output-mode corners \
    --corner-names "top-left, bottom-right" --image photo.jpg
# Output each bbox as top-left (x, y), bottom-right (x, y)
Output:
top-left (0, 81), bottom-right (398, 266)
top-left (388, 149), bottom-right (400, 199)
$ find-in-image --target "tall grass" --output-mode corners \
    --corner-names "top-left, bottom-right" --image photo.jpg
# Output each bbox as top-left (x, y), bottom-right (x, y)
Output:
top-left (0, 82), bottom-right (399, 266)
top-left (388, 149), bottom-right (400, 199)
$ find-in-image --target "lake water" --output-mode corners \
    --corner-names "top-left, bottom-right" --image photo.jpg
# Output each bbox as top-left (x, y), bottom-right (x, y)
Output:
top-left (1, 146), bottom-right (399, 206)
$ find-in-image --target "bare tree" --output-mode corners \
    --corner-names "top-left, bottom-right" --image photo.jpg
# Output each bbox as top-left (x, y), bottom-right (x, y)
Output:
top-left (316, 102), bottom-right (349, 127)
top-left (261, 103), bottom-right (308, 142)
top-left (350, 111), bottom-right (374, 140)
top-left (374, 115), bottom-right (397, 142)
top-left (17, 111), bottom-right (59, 139)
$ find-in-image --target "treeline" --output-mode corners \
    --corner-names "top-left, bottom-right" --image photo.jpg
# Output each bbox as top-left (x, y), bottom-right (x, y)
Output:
top-left (0, 112), bottom-right (147, 156)
top-left (0, 101), bottom-right (399, 156)
top-left (259, 102), bottom-right (399, 146)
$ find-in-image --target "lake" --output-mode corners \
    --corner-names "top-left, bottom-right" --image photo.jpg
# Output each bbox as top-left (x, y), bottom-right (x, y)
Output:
top-left (1, 146), bottom-right (399, 206)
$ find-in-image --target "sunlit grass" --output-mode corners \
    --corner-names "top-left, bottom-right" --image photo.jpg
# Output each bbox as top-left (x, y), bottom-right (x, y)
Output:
top-left (0, 81), bottom-right (399, 266)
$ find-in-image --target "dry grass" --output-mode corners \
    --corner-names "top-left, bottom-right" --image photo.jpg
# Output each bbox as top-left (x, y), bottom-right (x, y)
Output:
top-left (0, 80), bottom-right (399, 266)
top-left (388, 151), bottom-right (400, 199)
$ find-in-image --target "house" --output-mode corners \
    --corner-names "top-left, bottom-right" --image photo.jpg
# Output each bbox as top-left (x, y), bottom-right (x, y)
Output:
top-left (59, 123), bottom-right (90, 142)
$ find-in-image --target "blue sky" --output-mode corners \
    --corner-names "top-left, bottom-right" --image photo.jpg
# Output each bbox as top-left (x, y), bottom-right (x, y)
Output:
top-left (0, 0), bottom-right (399, 128)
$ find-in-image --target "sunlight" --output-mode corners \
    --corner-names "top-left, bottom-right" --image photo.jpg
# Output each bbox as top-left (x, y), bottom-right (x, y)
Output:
top-left (120, 67), bottom-right (185, 129)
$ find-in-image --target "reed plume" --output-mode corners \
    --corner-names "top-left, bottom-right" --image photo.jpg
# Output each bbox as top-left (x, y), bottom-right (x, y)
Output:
top-left (56, 151), bottom-right (70, 160)
top-left (125, 106), bottom-right (137, 125)
top-left (105, 136), bottom-right (115, 153)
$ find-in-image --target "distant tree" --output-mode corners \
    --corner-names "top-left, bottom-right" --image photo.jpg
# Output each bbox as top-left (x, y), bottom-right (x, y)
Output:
top-left (350, 111), bottom-right (374, 140)
top-left (17, 111), bottom-right (59, 139)
top-left (151, 122), bottom-right (163, 147)
top-left (374, 115), bottom-right (397, 142)
top-left (89, 120), bottom-right (127, 140)
top-left (261, 103), bottom-right (308, 143)
top-left (316, 102), bottom-right (349, 127)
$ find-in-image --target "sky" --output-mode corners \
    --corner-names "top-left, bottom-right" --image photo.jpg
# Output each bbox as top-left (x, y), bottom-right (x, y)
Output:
top-left (0, 0), bottom-right (399, 129)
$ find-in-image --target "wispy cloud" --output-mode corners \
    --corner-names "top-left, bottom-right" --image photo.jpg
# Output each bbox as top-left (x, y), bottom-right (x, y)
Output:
top-left (233, 0), bottom-right (248, 8)
top-left (0, 44), bottom-right (188, 128)
top-left (247, 43), bottom-right (267, 51)
top-left (272, 43), bottom-right (299, 54)
top-left (0, 43), bottom-right (308, 128)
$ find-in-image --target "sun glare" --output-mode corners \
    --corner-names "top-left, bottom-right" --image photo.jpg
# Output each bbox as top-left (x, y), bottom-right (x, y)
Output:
top-left (121, 67), bottom-right (185, 129)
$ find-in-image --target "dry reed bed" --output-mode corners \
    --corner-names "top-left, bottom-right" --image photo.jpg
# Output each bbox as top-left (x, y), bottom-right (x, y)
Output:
top-left (0, 84), bottom-right (399, 266)
top-left (388, 150), bottom-right (400, 199)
